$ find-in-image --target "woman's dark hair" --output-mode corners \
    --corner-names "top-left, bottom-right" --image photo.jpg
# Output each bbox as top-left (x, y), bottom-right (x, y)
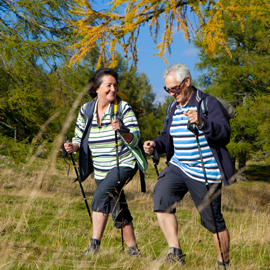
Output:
top-left (86, 68), bottom-right (118, 98)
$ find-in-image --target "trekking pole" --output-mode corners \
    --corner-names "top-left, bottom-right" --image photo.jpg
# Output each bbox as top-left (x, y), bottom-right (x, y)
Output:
top-left (147, 142), bottom-right (160, 177)
top-left (62, 137), bottom-right (92, 224)
top-left (114, 131), bottom-right (125, 254)
top-left (187, 122), bottom-right (226, 269)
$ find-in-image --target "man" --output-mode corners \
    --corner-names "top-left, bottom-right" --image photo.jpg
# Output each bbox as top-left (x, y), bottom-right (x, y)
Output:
top-left (143, 63), bottom-right (235, 268)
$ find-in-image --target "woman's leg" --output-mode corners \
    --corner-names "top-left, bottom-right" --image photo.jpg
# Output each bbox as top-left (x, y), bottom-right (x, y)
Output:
top-left (92, 211), bottom-right (109, 240)
top-left (90, 165), bottom-right (138, 253)
top-left (118, 221), bottom-right (136, 247)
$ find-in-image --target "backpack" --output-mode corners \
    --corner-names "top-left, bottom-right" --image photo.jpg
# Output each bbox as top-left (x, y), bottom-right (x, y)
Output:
top-left (161, 90), bottom-right (235, 134)
top-left (78, 93), bottom-right (147, 192)
top-left (201, 93), bottom-right (235, 122)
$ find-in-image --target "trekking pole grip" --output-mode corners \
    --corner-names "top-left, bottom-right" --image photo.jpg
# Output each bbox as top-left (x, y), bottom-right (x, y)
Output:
top-left (147, 142), bottom-right (159, 177)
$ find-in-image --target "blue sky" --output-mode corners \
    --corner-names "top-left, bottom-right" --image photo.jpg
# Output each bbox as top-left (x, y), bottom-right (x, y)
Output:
top-left (93, 1), bottom-right (204, 103)
top-left (135, 26), bottom-right (203, 102)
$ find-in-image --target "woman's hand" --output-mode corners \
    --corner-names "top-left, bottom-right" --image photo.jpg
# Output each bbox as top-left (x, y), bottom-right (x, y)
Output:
top-left (111, 119), bottom-right (133, 144)
top-left (64, 142), bottom-right (79, 153)
top-left (111, 119), bottom-right (121, 131)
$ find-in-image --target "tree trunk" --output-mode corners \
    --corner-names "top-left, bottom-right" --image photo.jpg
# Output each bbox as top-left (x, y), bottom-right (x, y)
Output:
top-left (237, 151), bottom-right (249, 181)
top-left (232, 157), bottom-right (236, 170)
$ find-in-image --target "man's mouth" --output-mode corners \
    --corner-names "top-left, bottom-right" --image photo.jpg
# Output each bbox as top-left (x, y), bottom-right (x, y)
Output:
top-left (174, 90), bottom-right (181, 97)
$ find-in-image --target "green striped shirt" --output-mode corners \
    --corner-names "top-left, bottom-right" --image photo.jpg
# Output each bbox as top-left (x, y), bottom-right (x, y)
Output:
top-left (72, 100), bottom-right (139, 180)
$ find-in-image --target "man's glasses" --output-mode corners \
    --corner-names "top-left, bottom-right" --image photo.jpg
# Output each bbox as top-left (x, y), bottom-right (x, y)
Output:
top-left (163, 78), bottom-right (186, 94)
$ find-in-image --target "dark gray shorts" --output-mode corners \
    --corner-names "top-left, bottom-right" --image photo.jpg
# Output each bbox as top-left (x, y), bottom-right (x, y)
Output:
top-left (154, 162), bottom-right (227, 233)
top-left (91, 165), bottom-right (137, 228)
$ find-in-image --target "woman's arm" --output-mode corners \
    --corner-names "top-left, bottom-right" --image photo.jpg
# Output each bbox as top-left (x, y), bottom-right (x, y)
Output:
top-left (118, 102), bottom-right (140, 147)
top-left (64, 142), bottom-right (80, 153)
top-left (72, 104), bottom-right (88, 147)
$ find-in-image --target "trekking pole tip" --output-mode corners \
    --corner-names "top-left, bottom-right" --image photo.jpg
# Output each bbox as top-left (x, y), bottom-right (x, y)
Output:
top-left (72, 178), bottom-right (78, 183)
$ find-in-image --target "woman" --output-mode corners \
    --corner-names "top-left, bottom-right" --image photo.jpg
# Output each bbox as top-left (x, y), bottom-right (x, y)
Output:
top-left (64, 68), bottom-right (141, 256)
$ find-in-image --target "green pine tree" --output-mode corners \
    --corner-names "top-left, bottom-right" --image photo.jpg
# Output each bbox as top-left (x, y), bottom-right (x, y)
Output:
top-left (194, 6), bottom-right (270, 180)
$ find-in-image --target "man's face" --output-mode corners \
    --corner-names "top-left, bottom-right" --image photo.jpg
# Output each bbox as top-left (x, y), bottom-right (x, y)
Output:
top-left (164, 74), bottom-right (189, 105)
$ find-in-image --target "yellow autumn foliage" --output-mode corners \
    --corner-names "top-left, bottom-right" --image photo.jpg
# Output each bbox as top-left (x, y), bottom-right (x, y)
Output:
top-left (69, 0), bottom-right (270, 67)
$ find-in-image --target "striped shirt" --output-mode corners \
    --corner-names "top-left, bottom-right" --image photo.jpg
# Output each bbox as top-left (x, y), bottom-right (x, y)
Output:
top-left (170, 104), bottom-right (221, 183)
top-left (72, 100), bottom-right (139, 180)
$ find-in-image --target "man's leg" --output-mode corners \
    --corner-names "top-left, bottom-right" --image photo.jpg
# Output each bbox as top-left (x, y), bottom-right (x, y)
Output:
top-left (153, 164), bottom-right (187, 262)
top-left (213, 228), bottom-right (230, 262)
top-left (156, 211), bottom-right (185, 263)
top-left (156, 211), bottom-right (180, 248)
top-left (187, 180), bottom-right (230, 265)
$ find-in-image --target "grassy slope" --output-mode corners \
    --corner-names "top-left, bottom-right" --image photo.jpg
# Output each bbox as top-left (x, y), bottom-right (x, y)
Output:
top-left (0, 156), bottom-right (269, 270)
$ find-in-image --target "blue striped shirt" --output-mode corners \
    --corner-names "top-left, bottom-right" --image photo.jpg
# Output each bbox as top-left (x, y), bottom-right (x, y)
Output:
top-left (170, 104), bottom-right (221, 183)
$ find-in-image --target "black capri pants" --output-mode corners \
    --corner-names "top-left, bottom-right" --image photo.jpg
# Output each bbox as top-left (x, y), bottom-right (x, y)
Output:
top-left (91, 164), bottom-right (138, 228)
top-left (154, 162), bottom-right (227, 233)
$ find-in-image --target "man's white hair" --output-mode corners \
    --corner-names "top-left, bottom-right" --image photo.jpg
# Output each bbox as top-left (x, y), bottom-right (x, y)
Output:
top-left (162, 63), bottom-right (192, 84)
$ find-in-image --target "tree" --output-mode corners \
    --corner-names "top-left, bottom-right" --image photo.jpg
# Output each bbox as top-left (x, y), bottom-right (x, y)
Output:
top-left (69, 0), bottom-right (270, 68)
top-left (0, 0), bottom-right (170, 166)
top-left (0, 0), bottom-right (92, 161)
top-left (228, 96), bottom-right (270, 174)
top-left (194, 1), bottom-right (270, 180)
top-left (139, 97), bottom-right (172, 141)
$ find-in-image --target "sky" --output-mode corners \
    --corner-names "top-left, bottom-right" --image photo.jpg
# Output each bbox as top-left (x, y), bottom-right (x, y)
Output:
top-left (94, 1), bottom-right (204, 103)
top-left (135, 26), bottom-right (203, 103)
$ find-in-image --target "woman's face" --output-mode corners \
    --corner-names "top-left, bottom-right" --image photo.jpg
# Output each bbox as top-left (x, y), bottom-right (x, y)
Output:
top-left (96, 75), bottom-right (118, 104)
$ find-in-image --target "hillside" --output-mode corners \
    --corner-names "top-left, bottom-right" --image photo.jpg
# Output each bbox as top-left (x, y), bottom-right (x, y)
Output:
top-left (0, 156), bottom-right (269, 269)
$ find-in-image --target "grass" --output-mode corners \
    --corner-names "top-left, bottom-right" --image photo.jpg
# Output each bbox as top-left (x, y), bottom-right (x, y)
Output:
top-left (0, 155), bottom-right (270, 269)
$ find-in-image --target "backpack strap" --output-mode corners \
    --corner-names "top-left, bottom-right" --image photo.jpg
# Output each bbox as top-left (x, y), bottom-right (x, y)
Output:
top-left (110, 95), bottom-right (122, 120)
top-left (161, 100), bottom-right (176, 134)
top-left (195, 89), bottom-right (209, 119)
top-left (79, 99), bottom-right (97, 182)
top-left (201, 95), bottom-right (209, 119)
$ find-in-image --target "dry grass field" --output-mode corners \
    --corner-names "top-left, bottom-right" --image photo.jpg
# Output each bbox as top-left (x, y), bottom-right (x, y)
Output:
top-left (0, 154), bottom-right (269, 269)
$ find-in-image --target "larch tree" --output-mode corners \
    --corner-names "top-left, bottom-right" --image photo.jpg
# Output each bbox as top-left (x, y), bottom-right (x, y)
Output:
top-left (69, 0), bottom-right (270, 68)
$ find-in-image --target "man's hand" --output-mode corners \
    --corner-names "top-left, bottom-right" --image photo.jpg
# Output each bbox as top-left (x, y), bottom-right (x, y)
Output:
top-left (143, 140), bottom-right (156, 155)
top-left (183, 110), bottom-right (203, 126)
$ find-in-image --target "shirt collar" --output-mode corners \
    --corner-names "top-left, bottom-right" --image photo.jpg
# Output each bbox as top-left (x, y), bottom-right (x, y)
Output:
top-left (185, 86), bottom-right (198, 107)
